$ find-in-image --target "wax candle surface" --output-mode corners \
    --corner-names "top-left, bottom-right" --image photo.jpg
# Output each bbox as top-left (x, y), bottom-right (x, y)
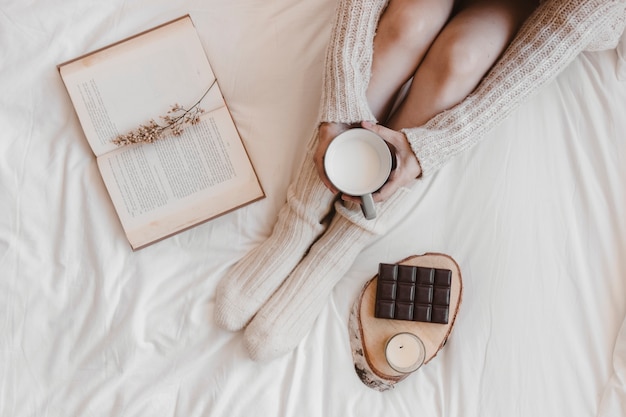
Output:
top-left (385, 333), bottom-right (425, 373)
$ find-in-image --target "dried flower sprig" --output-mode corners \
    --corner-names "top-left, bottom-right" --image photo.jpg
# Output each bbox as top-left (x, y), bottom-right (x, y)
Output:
top-left (112, 79), bottom-right (217, 146)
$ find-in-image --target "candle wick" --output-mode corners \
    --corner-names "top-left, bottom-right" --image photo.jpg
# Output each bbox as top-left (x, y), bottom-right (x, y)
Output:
top-left (399, 345), bottom-right (404, 349)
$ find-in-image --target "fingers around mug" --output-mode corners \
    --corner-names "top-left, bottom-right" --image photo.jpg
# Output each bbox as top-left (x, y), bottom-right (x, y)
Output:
top-left (314, 137), bottom-right (339, 194)
top-left (360, 193), bottom-right (377, 220)
top-left (341, 193), bottom-right (362, 205)
top-left (373, 178), bottom-right (401, 203)
top-left (373, 158), bottom-right (421, 202)
top-left (360, 121), bottom-right (420, 176)
top-left (361, 121), bottom-right (401, 147)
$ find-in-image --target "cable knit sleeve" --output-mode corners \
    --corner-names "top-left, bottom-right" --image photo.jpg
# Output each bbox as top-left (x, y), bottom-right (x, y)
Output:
top-left (318, 0), bottom-right (388, 124)
top-left (405, 0), bottom-right (626, 177)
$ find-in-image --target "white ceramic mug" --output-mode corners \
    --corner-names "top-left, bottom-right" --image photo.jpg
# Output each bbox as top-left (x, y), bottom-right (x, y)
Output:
top-left (324, 128), bottom-right (394, 220)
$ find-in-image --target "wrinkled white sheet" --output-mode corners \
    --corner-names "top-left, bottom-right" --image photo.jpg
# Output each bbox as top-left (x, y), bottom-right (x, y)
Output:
top-left (1, 0), bottom-right (625, 416)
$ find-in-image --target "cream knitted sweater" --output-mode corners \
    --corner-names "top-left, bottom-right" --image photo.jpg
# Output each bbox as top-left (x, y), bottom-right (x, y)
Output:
top-left (320, 0), bottom-right (626, 177)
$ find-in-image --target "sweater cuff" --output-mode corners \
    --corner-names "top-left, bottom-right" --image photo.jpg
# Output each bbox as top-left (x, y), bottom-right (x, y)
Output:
top-left (318, 0), bottom-right (386, 124)
top-left (403, 127), bottom-right (448, 177)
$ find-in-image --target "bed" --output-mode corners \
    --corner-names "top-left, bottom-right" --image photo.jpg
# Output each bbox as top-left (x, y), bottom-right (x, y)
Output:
top-left (1, 0), bottom-right (625, 416)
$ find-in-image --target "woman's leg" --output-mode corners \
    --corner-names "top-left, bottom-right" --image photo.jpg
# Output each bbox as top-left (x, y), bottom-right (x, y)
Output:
top-left (366, 0), bottom-right (456, 121)
top-left (214, 130), bottom-right (336, 331)
top-left (388, 0), bottom-right (539, 128)
top-left (244, 186), bottom-right (421, 361)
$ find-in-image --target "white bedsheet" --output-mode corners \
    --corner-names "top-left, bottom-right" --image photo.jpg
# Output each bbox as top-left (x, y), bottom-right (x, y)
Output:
top-left (1, 0), bottom-right (625, 416)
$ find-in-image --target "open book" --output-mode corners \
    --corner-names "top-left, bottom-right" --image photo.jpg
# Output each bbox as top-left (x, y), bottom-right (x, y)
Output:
top-left (58, 15), bottom-right (265, 250)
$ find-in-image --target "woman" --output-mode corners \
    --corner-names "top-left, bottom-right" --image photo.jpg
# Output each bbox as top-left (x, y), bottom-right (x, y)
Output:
top-left (215, 0), bottom-right (626, 361)
top-left (316, 0), bottom-right (537, 201)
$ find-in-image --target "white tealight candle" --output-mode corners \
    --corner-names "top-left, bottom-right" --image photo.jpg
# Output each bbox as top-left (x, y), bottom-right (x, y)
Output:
top-left (385, 332), bottom-right (426, 373)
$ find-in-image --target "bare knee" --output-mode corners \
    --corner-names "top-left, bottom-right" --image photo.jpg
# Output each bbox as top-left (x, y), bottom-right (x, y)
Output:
top-left (376, 0), bottom-right (453, 54)
top-left (388, 0), bottom-right (536, 127)
top-left (393, 29), bottom-right (501, 126)
top-left (423, 0), bottom-right (537, 89)
top-left (427, 29), bottom-right (494, 89)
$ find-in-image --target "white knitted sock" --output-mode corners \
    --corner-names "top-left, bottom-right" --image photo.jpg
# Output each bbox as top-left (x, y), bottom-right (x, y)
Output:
top-left (243, 186), bottom-right (414, 361)
top-left (214, 138), bottom-right (335, 331)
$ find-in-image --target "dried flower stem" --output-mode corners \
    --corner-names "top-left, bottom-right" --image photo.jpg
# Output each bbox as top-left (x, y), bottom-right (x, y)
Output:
top-left (112, 78), bottom-right (217, 146)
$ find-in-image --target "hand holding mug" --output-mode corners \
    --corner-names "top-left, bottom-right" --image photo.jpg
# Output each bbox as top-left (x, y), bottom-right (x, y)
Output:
top-left (322, 127), bottom-right (395, 219)
top-left (315, 121), bottom-right (422, 219)
top-left (359, 121), bottom-right (422, 202)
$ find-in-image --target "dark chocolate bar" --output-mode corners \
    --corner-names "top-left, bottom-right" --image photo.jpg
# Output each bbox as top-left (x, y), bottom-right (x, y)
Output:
top-left (374, 263), bottom-right (452, 324)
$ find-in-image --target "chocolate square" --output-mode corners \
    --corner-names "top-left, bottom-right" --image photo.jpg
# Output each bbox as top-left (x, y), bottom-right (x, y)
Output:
top-left (416, 267), bottom-right (434, 284)
top-left (415, 285), bottom-right (433, 304)
top-left (379, 263), bottom-right (397, 280)
top-left (397, 265), bottom-right (416, 282)
top-left (431, 305), bottom-right (449, 324)
top-left (396, 283), bottom-right (415, 302)
top-left (375, 300), bottom-right (395, 319)
top-left (433, 288), bottom-right (450, 305)
top-left (434, 268), bottom-right (452, 287)
top-left (414, 305), bottom-right (432, 322)
top-left (377, 281), bottom-right (396, 300)
top-left (395, 302), bottom-right (414, 321)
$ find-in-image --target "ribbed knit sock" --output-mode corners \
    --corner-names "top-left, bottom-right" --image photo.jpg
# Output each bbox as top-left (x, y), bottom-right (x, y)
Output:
top-left (243, 186), bottom-right (413, 361)
top-left (241, 210), bottom-right (374, 361)
top-left (214, 140), bottom-right (335, 331)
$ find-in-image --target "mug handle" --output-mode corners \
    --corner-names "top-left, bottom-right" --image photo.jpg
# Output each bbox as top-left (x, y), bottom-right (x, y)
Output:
top-left (360, 193), bottom-right (377, 220)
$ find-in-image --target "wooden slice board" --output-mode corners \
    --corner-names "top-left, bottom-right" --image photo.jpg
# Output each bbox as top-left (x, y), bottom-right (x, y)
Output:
top-left (349, 253), bottom-right (463, 391)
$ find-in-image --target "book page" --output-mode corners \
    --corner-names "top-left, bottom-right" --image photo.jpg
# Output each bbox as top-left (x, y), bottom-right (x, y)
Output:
top-left (97, 107), bottom-right (264, 249)
top-left (59, 16), bottom-right (215, 157)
